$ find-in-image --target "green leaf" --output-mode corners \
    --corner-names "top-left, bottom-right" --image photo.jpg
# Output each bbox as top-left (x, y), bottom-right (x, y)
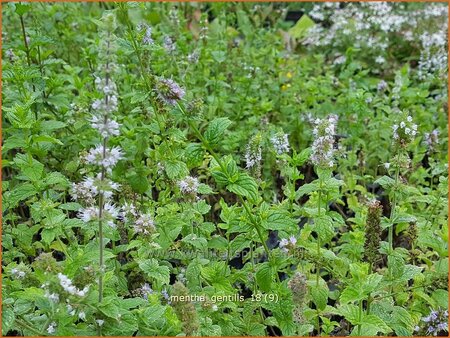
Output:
top-left (182, 234), bottom-right (207, 250)
top-left (315, 215), bottom-right (334, 242)
top-left (15, 3), bottom-right (31, 15)
top-left (337, 304), bottom-right (360, 324)
top-left (288, 14), bottom-right (315, 39)
top-left (128, 174), bottom-right (149, 194)
top-left (1, 308), bottom-right (15, 335)
top-left (59, 202), bottom-right (82, 211)
top-left (33, 134), bottom-right (63, 145)
top-left (296, 182), bottom-right (318, 199)
top-left (185, 143), bottom-right (204, 166)
top-left (211, 51), bottom-right (227, 63)
top-left (193, 200), bottom-right (211, 214)
top-left (41, 228), bottom-right (57, 245)
top-left (362, 314), bottom-right (391, 334)
top-left (362, 273), bottom-right (383, 293)
top-left (138, 259), bottom-right (170, 285)
top-left (165, 160), bottom-right (188, 180)
top-left (339, 286), bottom-right (362, 304)
top-left (262, 210), bottom-right (296, 231)
top-left (204, 117), bottom-right (232, 146)
top-left (40, 120), bottom-right (67, 131)
top-left (227, 173), bottom-right (258, 201)
top-left (256, 263), bottom-right (272, 292)
top-left (5, 183), bottom-right (38, 207)
top-left (374, 175), bottom-right (395, 190)
top-left (197, 183), bottom-right (213, 194)
top-left (311, 283), bottom-right (328, 311)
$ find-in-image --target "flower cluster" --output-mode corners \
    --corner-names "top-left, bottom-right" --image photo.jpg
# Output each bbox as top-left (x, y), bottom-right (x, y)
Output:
top-left (377, 80), bottom-right (388, 92)
top-left (415, 308), bottom-right (449, 336)
top-left (392, 115), bottom-right (418, 147)
top-left (270, 132), bottom-right (290, 155)
top-left (303, 2), bottom-right (448, 76)
top-left (138, 23), bottom-right (154, 45)
top-left (90, 115), bottom-right (120, 138)
top-left (78, 202), bottom-right (120, 228)
top-left (164, 36), bottom-right (176, 54)
top-left (47, 322), bottom-right (57, 334)
top-left (310, 114), bottom-right (338, 168)
top-left (71, 174), bottom-right (120, 204)
top-left (84, 145), bottom-right (124, 171)
top-left (288, 272), bottom-right (308, 323)
top-left (133, 213), bottom-right (155, 235)
top-left (418, 31), bottom-right (448, 80)
top-left (58, 273), bottom-right (89, 297)
top-left (156, 77), bottom-right (185, 105)
top-left (279, 236), bottom-right (297, 253)
top-left (244, 134), bottom-right (262, 170)
top-left (133, 283), bottom-right (154, 300)
top-left (11, 266), bottom-right (26, 279)
top-left (178, 176), bottom-right (199, 195)
top-left (424, 129), bottom-right (440, 154)
top-left (364, 200), bottom-right (382, 271)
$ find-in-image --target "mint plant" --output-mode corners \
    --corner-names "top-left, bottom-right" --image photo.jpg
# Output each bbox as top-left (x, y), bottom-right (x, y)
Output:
top-left (2, 2), bottom-right (448, 337)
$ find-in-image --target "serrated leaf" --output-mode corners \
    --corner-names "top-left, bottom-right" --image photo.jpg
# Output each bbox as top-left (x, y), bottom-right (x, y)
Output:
top-left (40, 120), bottom-right (67, 131)
top-left (165, 160), bottom-right (188, 180)
top-left (204, 117), bottom-right (231, 146)
top-left (2, 308), bottom-right (15, 335)
top-left (138, 259), bottom-right (170, 285)
top-left (374, 175), bottom-right (395, 189)
top-left (263, 210), bottom-right (296, 231)
top-left (296, 182), bottom-right (318, 199)
top-left (311, 284), bottom-right (328, 311)
top-left (5, 183), bottom-right (38, 207)
top-left (288, 14), bottom-right (315, 39)
top-left (128, 174), bottom-right (149, 194)
top-left (256, 263), bottom-right (272, 292)
top-left (227, 173), bottom-right (258, 201)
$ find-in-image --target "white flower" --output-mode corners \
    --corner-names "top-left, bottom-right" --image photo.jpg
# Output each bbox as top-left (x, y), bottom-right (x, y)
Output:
top-left (375, 55), bottom-right (386, 64)
top-left (47, 322), bottom-right (57, 334)
top-left (384, 162), bottom-right (390, 169)
top-left (270, 132), bottom-right (290, 155)
top-left (79, 311), bottom-right (86, 321)
top-left (11, 267), bottom-right (26, 279)
top-left (90, 115), bottom-right (120, 138)
top-left (280, 236), bottom-right (297, 253)
top-left (58, 273), bottom-right (89, 297)
top-left (178, 176), bottom-right (199, 195)
top-left (311, 115), bottom-right (338, 168)
top-left (45, 291), bottom-right (60, 303)
top-left (85, 144), bottom-right (124, 169)
top-left (96, 319), bottom-right (105, 326)
top-left (133, 213), bottom-right (155, 235)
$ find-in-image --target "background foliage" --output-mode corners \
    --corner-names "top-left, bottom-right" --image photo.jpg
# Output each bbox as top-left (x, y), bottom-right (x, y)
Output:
top-left (2, 2), bottom-right (448, 336)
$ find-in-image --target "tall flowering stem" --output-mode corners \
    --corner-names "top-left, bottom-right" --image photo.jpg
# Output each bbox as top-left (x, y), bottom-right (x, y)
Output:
top-left (310, 115), bottom-right (338, 289)
top-left (71, 14), bottom-right (122, 335)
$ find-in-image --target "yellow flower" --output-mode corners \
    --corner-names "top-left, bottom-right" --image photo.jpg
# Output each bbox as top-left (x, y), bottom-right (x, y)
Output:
top-left (286, 72), bottom-right (293, 79)
top-left (281, 83), bottom-right (291, 91)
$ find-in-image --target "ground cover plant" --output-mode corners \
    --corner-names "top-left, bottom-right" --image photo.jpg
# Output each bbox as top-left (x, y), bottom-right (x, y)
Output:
top-left (1, 1), bottom-right (449, 336)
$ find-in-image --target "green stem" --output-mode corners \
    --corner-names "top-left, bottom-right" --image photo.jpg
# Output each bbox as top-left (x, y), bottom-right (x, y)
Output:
top-left (388, 151), bottom-right (401, 251)
top-left (122, 7), bottom-right (164, 134)
top-left (19, 15), bottom-right (31, 67)
top-left (316, 186), bottom-right (322, 287)
top-left (357, 299), bottom-right (363, 335)
top-left (16, 318), bottom-right (44, 336)
top-left (388, 151), bottom-right (400, 294)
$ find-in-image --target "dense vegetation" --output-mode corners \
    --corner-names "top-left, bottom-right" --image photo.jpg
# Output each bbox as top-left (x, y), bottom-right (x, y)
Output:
top-left (2, 2), bottom-right (448, 336)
